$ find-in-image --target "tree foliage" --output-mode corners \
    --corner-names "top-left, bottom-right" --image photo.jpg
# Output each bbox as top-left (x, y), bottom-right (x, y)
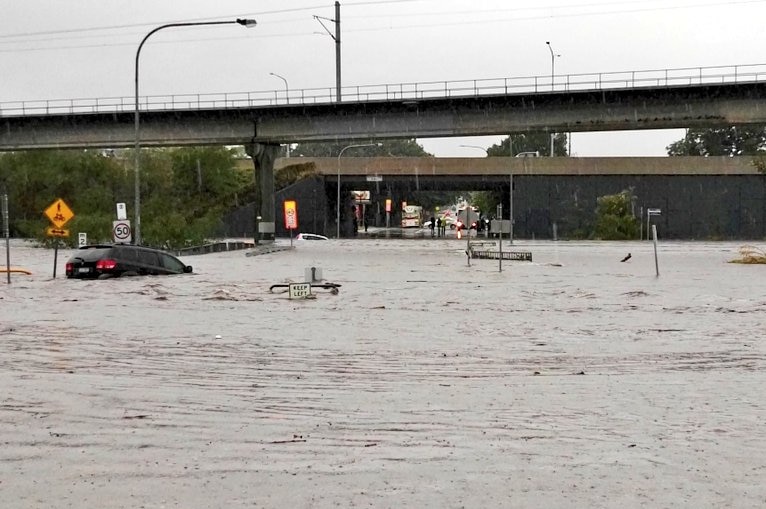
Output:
top-left (667, 125), bottom-right (766, 156)
top-left (291, 138), bottom-right (432, 157)
top-left (0, 147), bottom-right (246, 248)
top-left (487, 133), bottom-right (568, 157)
top-left (593, 189), bottom-right (639, 240)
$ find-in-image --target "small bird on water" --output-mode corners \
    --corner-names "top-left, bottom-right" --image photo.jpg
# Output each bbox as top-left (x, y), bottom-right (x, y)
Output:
top-left (620, 253), bottom-right (632, 262)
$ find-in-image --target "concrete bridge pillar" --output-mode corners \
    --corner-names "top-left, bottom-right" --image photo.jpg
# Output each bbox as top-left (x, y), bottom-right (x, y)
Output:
top-left (246, 142), bottom-right (280, 244)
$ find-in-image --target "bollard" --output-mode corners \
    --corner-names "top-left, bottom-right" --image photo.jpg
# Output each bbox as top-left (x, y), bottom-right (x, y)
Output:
top-left (305, 266), bottom-right (323, 283)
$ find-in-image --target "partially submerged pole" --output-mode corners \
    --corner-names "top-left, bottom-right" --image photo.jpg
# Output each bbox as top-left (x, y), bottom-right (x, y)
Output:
top-left (497, 204), bottom-right (503, 272)
top-left (466, 227), bottom-right (471, 267)
top-left (652, 225), bottom-right (659, 277)
top-left (2, 193), bottom-right (10, 284)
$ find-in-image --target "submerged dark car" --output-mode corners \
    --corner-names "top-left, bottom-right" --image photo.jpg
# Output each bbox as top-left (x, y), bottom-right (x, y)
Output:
top-left (65, 244), bottom-right (193, 279)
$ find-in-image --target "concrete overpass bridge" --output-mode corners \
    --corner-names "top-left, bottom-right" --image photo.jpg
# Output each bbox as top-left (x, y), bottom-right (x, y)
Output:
top-left (3, 63), bottom-right (766, 240)
top-left (258, 156), bottom-right (763, 240)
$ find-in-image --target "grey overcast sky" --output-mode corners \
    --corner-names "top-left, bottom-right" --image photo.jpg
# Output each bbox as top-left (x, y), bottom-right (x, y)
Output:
top-left (3, 0), bottom-right (766, 156)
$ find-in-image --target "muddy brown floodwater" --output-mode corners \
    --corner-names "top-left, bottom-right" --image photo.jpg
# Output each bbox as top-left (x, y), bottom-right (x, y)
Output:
top-left (1, 238), bottom-right (765, 508)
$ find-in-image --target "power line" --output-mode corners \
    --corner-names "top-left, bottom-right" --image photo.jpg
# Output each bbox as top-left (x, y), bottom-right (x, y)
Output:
top-left (340, 0), bottom-right (766, 32)
top-left (0, 32), bottom-right (319, 55)
top-left (1, 0), bottom-right (763, 52)
top-left (0, 5), bottom-right (327, 41)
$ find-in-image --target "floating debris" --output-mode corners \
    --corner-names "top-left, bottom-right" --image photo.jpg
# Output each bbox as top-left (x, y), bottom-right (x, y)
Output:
top-left (729, 245), bottom-right (766, 264)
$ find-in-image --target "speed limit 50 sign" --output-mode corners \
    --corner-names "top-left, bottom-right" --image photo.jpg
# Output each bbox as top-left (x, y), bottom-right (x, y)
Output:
top-left (112, 220), bottom-right (132, 244)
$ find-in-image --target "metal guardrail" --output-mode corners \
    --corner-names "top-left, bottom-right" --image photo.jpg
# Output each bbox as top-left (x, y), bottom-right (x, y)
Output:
top-left (469, 250), bottom-right (533, 261)
top-left (2, 63), bottom-right (765, 117)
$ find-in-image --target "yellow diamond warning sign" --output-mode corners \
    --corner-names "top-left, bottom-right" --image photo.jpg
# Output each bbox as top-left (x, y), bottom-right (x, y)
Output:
top-left (44, 198), bottom-right (74, 228)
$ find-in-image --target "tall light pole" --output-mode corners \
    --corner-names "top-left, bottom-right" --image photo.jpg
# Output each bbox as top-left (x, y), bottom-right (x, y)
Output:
top-left (545, 41), bottom-right (560, 90)
top-left (269, 72), bottom-right (289, 104)
top-left (269, 72), bottom-right (291, 157)
top-left (133, 18), bottom-right (256, 246)
top-left (337, 142), bottom-right (380, 239)
top-left (546, 41), bottom-right (560, 158)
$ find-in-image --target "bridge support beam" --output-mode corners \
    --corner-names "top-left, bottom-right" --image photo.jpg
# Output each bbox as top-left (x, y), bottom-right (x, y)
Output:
top-left (246, 142), bottom-right (280, 244)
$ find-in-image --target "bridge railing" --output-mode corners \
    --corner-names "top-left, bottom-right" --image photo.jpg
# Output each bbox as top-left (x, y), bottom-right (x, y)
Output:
top-left (2, 63), bottom-right (765, 117)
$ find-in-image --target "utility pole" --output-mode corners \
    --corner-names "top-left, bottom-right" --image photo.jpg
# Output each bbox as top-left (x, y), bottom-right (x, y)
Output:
top-left (509, 136), bottom-right (514, 244)
top-left (314, 2), bottom-right (342, 103)
top-left (335, 1), bottom-right (341, 103)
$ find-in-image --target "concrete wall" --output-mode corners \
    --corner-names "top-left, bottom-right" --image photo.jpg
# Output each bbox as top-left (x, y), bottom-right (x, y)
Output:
top-left (510, 174), bottom-right (766, 240)
top-left (223, 177), bottom-right (329, 238)
top-left (273, 155), bottom-right (760, 176)
top-left (226, 157), bottom-right (766, 240)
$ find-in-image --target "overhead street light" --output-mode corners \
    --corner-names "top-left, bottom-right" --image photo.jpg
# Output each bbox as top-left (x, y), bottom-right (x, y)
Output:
top-left (133, 18), bottom-right (256, 246)
top-left (545, 41), bottom-right (560, 90)
top-left (337, 142), bottom-right (381, 239)
top-left (270, 72), bottom-right (291, 157)
top-left (269, 72), bottom-right (289, 105)
top-left (459, 144), bottom-right (488, 155)
top-left (545, 41), bottom-right (561, 157)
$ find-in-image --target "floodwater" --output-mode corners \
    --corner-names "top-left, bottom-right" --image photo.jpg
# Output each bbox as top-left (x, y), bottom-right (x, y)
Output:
top-left (1, 238), bottom-right (765, 508)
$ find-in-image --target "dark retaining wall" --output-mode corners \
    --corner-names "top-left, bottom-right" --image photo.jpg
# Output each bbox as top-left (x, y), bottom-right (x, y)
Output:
top-left (223, 174), bottom-right (766, 240)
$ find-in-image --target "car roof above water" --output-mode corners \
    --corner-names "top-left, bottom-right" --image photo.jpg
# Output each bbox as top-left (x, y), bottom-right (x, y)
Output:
top-left (71, 245), bottom-right (115, 261)
top-left (72, 244), bottom-right (161, 259)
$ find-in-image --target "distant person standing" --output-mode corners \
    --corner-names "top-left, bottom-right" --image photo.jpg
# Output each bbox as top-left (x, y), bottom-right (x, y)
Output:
top-left (436, 217), bottom-right (442, 237)
top-left (429, 216), bottom-right (435, 237)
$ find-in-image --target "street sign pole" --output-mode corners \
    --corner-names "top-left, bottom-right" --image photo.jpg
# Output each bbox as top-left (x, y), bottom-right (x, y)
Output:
top-left (44, 198), bottom-right (75, 279)
top-left (497, 204), bottom-right (503, 273)
top-left (2, 193), bottom-right (10, 284)
top-left (52, 240), bottom-right (59, 279)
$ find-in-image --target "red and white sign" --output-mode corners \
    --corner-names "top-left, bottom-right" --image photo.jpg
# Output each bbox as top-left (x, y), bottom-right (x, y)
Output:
top-left (112, 220), bottom-right (132, 244)
top-left (283, 200), bottom-right (298, 230)
top-left (352, 190), bottom-right (370, 203)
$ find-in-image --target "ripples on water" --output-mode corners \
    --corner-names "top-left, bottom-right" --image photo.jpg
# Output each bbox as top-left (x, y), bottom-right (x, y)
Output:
top-left (1, 239), bottom-right (764, 507)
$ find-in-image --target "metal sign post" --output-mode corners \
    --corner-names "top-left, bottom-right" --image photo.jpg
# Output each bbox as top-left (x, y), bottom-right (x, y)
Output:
top-left (652, 225), bottom-right (660, 277)
top-left (496, 204), bottom-right (503, 272)
top-left (2, 193), bottom-right (10, 284)
top-left (647, 208), bottom-right (661, 241)
top-left (466, 224), bottom-right (471, 267)
top-left (44, 198), bottom-right (75, 278)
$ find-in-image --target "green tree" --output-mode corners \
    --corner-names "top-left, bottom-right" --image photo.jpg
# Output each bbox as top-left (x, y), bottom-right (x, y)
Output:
top-left (139, 147), bottom-right (244, 247)
top-left (593, 189), bottom-right (639, 240)
top-left (487, 133), bottom-right (568, 157)
top-left (0, 147), bottom-right (248, 248)
top-left (291, 138), bottom-right (432, 157)
top-left (667, 125), bottom-right (766, 156)
top-left (0, 150), bottom-right (131, 239)
top-left (467, 191), bottom-right (497, 217)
